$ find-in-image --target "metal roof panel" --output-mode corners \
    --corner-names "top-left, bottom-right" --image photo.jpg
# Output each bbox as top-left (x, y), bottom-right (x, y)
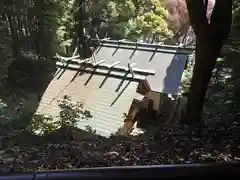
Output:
top-left (92, 42), bottom-right (191, 93)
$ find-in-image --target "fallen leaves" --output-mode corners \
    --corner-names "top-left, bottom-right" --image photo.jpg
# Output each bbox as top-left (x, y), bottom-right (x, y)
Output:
top-left (0, 124), bottom-right (239, 172)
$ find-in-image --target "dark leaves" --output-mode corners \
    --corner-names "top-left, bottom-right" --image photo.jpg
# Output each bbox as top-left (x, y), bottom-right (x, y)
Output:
top-left (0, 123), bottom-right (239, 172)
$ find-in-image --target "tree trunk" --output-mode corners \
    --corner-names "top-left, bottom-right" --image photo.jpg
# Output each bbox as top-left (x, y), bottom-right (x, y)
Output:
top-left (35, 0), bottom-right (45, 58)
top-left (7, 15), bottom-right (20, 58)
top-left (184, 42), bottom-right (216, 124)
top-left (184, 0), bottom-right (232, 125)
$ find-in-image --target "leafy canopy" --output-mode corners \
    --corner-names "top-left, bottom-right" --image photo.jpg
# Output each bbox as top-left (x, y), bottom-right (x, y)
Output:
top-left (89, 0), bottom-right (172, 40)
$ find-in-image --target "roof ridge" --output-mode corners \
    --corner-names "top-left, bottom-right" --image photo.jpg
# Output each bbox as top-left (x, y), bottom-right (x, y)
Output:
top-left (56, 59), bottom-right (155, 76)
top-left (91, 38), bottom-right (195, 52)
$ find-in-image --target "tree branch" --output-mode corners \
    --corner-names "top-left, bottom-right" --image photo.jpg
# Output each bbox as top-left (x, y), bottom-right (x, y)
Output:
top-left (185, 0), bottom-right (209, 39)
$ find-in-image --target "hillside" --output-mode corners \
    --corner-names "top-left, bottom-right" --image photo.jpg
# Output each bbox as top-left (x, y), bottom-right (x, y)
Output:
top-left (0, 123), bottom-right (239, 172)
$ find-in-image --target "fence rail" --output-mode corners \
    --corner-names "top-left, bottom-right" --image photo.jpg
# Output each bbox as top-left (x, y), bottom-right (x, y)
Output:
top-left (1, 163), bottom-right (239, 179)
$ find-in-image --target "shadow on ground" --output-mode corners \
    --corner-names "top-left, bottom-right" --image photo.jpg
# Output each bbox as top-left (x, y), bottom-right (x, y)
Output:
top-left (0, 57), bottom-right (57, 125)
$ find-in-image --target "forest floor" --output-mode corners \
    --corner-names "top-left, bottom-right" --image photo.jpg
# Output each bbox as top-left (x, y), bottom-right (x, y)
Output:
top-left (0, 123), bottom-right (239, 172)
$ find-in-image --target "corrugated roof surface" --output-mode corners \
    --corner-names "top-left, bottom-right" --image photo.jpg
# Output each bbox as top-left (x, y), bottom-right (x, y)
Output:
top-left (93, 41), bottom-right (192, 94)
top-left (36, 68), bottom-right (138, 137)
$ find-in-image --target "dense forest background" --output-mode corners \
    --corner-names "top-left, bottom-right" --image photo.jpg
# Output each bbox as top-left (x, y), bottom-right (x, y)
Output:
top-left (0, 0), bottom-right (239, 171)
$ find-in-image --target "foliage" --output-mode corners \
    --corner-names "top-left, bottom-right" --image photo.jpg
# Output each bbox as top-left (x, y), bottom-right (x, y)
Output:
top-left (222, 0), bottom-right (240, 110)
top-left (180, 70), bottom-right (192, 94)
top-left (0, 10), bottom-right (13, 83)
top-left (180, 53), bottom-right (195, 94)
top-left (0, 0), bottom-right (76, 61)
top-left (0, 100), bottom-right (9, 126)
top-left (0, 0), bottom-right (174, 62)
top-left (180, 50), bottom-right (239, 126)
top-left (0, 94), bottom-right (92, 136)
top-left (180, 54), bottom-right (239, 126)
top-left (52, 0), bottom-right (77, 55)
top-left (29, 114), bottom-right (57, 135)
top-left (204, 65), bottom-right (238, 125)
top-left (89, 0), bottom-right (173, 40)
top-left (57, 95), bottom-right (92, 128)
top-left (0, 98), bottom-right (32, 127)
top-left (232, 0), bottom-right (240, 38)
top-left (27, 95), bottom-right (92, 135)
top-left (163, 0), bottom-right (214, 45)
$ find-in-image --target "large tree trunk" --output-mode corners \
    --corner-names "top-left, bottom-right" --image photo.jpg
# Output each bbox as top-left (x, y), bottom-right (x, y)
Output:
top-left (184, 0), bottom-right (232, 125)
top-left (184, 41), bottom-right (219, 124)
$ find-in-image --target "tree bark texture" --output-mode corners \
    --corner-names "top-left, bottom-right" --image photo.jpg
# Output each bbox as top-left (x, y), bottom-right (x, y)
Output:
top-left (184, 0), bottom-right (233, 124)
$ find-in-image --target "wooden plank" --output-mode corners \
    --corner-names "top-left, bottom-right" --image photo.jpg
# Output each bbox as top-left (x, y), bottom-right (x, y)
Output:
top-left (102, 37), bottom-right (110, 41)
top-left (93, 60), bottom-right (106, 67)
top-left (108, 61), bottom-right (120, 68)
top-left (132, 68), bottom-right (155, 75)
top-left (55, 53), bottom-right (80, 61)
